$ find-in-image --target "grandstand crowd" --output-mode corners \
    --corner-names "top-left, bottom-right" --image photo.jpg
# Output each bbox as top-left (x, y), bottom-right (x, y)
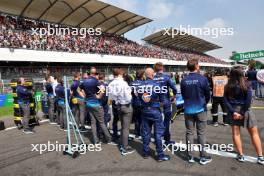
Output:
top-left (0, 14), bottom-right (227, 64)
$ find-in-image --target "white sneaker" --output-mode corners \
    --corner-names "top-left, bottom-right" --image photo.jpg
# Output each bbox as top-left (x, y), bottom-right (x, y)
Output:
top-left (257, 156), bottom-right (264, 165)
top-left (213, 122), bottom-right (219, 127)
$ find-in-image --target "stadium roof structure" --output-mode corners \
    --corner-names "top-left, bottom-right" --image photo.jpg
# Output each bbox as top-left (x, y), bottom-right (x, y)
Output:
top-left (0, 0), bottom-right (152, 35)
top-left (143, 29), bottom-right (222, 53)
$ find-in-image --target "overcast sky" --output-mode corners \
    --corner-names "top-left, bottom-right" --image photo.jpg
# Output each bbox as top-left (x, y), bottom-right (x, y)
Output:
top-left (101, 0), bottom-right (264, 60)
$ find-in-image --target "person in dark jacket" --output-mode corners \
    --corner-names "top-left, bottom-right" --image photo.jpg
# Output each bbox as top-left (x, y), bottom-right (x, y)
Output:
top-left (70, 72), bottom-right (86, 132)
top-left (246, 65), bottom-right (258, 97)
top-left (131, 69), bottom-right (145, 139)
top-left (45, 75), bottom-right (56, 124)
top-left (224, 66), bottom-right (264, 165)
top-left (17, 77), bottom-right (34, 134)
top-left (154, 62), bottom-right (177, 145)
top-left (55, 77), bottom-right (69, 130)
top-left (79, 67), bottom-right (114, 145)
top-left (139, 68), bottom-right (170, 162)
top-left (180, 58), bottom-right (212, 165)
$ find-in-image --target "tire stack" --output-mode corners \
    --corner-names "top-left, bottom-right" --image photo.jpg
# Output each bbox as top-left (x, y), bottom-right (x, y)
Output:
top-left (10, 79), bottom-right (39, 129)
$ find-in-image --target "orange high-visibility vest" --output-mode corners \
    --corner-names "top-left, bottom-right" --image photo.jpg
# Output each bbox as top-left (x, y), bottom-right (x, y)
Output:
top-left (212, 76), bottom-right (228, 97)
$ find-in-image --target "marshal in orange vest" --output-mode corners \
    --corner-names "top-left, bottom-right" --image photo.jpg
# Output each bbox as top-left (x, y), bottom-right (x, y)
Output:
top-left (212, 76), bottom-right (228, 97)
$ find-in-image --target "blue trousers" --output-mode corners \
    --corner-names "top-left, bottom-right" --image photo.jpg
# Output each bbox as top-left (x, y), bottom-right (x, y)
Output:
top-left (141, 108), bottom-right (165, 156)
top-left (133, 106), bottom-right (142, 136)
top-left (163, 102), bottom-right (172, 142)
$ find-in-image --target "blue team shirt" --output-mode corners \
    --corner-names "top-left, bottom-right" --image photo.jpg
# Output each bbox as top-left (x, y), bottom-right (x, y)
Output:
top-left (154, 72), bottom-right (177, 101)
top-left (17, 85), bottom-right (32, 102)
top-left (180, 72), bottom-right (210, 115)
top-left (139, 78), bottom-right (162, 108)
top-left (79, 77), bottom-right (100, 100)
top-left (70, 80), bottom-right (81, 98)
top-left (131, 79), bottom-right (144, 107)
top-left (45, 83), bottom-right (53, 96)
top-left (246, 70), bottom-right (257, 81)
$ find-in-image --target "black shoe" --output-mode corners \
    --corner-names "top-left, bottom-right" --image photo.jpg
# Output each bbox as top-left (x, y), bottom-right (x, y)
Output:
top-left (128, 136), bottom-right (134, 141)
top-left (134, 135), bottom-right (141, 140)
top-left (157, 154), bottom-right (170, 162)
top-left (199, 156), bottom-right (212, 165)
top-left (121, 147), bottom-right (135, 156)
top-left (213, 122), bottom-right (219, 127)
top-left (79, 126), bottom-right (88, 132)
top-left (94, 141), bottom-right (102, 145)
top-left (142, 153), bottom-right (150, 159)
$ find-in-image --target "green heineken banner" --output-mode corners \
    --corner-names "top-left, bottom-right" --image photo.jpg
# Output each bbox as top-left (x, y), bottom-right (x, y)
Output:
top-left (233, 50), bottom-right (264, 61)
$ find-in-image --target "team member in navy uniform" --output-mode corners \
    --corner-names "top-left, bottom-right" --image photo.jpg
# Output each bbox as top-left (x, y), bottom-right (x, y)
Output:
top-left (97, 73), bottom-right (111, 140)
top-left (246, 64), bottom-right (258, 97)
top-left (139, 68), bottom-right (170, 162)
top-left (180, 58), bottom-right (212, 165)
top-left (17, 77), bottom-right (34, 134)
top-left (71, 72), bottom-right (87, 132)
top-left (131, 69), bottom-right (145, 139)
top-left (153, 62), bottom-right (177, 145)
top-left (45, 75), bottom-right (56, 124)
top-left (55, 77), bottom-right (69, 130)
top-left (78, 67), bottom-right (114, 145)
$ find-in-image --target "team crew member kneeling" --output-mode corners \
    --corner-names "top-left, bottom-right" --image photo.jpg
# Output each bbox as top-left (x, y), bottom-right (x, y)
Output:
top-left (180, 58), bottom-right (212, 165)
top-left (139, 68), bottom-right (170, 162)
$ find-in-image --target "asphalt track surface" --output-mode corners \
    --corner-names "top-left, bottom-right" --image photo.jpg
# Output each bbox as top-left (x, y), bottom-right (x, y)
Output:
top-left (0, 100), bottom-right (264, 176)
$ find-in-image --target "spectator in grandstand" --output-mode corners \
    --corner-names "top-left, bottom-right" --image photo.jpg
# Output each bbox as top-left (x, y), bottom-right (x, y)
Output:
top-left (246, 65), bottom-right (258, 97)
top-left (17, 77), bottom-right (34, 134)
top-left (108, 68), bottom-right (134, 155)
top-left (70, 72), bottom-right (87, 132)
top-left (0, 14), bottom-right (227, 65)
top-left (139, 67), bottom-right (170, 162)
top-left (131, 69), bottom-right (145, 139)
top-left (180, 58), bottom-right (212, 165)
top-left (154, 62), bottom-right (177, 145)
top-left (45, 75), bottom-right (56, 125)
top-left (224, 66), bottom-right (264, 165)
top-left (256, 65), bottom-right (264, 98)
top-left (211, 69), bottom-right (228, 127)
top-left (79, 67), bottom-right (115, 145)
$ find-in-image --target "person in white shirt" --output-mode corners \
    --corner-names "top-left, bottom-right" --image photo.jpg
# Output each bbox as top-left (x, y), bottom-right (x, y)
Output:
top-left (108, 68), bottom-right (135, 155)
